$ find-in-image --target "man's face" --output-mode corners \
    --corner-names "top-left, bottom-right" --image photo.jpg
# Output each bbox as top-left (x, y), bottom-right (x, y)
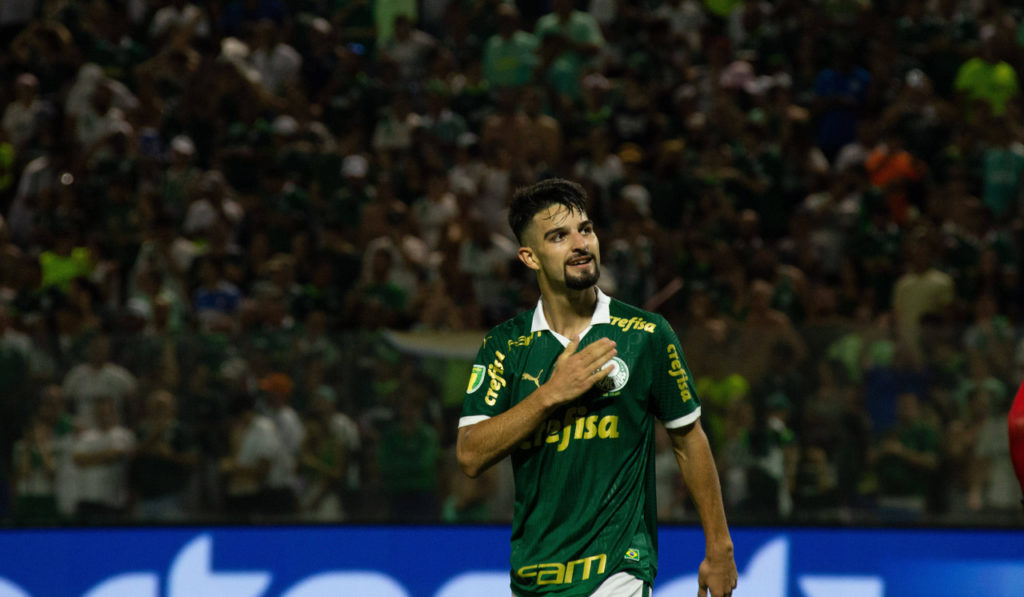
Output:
top-left (521, 205), bottom-right (600, 291)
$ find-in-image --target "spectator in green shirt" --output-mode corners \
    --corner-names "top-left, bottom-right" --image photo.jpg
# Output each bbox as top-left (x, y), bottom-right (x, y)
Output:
top-left (12, 385), bottom-right (75, 524)
top-left (705, 0), bottom-right (741, 19)
top-left (533, 0), bottom-right (604, 101)
top-left (0, 131), bottom-right (14, 202)
top-left (376, 392), bottom-right (440, 521)
top-left (39, 230), bottom-right (94, 294)
top-left (875, 392), bottom-right (939, 521)
top-left (954, 35), bottom-right (1020, 119)
top-left (483, 4), bottom-right (538, 89)
top-left (374, 0), bottom-right (417, 43)
top-left (980, 119), bottom-right (1024, 218)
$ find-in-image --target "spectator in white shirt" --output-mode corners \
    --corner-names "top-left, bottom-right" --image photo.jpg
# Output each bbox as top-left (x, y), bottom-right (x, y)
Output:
top-left (2, 73), bottom-right (48, 150)
top-left (411, 170), bottom-right (460, 251)
top-left (7, 148), bottom-right (69, 247)
top-left (457, 210), bottom-right (517, 322)
top-left (361, 202), bottom-right (429, 302)
top-left (182, 170), bottom-right (244, 238)
top-left (378, 14), bottom-right (436, 82)
top-left (372, 91), bottom-right (422, 154)
top-left (248, 18), bottom-right (302, 96)
top-left (64, 63), bottom-right (138, 124)
top-left (149, 0), bottom-right (210, 47)
top-left (259, 372), bottom-right (305, 458)
top-left (62, 334), bottom-right (138, 427)
top-left (73, 82), bottom-right (132, 152)
top-left (573, 127), bottom-right (624, 212)
top-left (654, 0), bottom-right (706, 51)
top-left (221, 392), bottom-right (298, 518)
top-left (72, 396), bottom-right (136, 521)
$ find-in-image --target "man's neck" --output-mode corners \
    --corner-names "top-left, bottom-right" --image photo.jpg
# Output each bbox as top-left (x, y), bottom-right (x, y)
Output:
top-left (540, 286), bottom-right (597, 339)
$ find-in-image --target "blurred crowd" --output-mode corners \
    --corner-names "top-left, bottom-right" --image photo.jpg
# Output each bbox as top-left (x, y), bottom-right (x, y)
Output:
top-left (1, 0), bottom-right (1023, 527)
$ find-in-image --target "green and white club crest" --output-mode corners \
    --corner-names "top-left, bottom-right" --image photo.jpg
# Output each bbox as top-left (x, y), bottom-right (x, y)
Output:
top-left (466, 365), bottom-right (486, 393)
top-left (595, 356), bottom-right (629, 394)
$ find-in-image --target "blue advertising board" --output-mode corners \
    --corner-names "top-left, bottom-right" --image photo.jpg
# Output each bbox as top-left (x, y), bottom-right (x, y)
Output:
top-left (0, 525), bottom-right (1021, 596)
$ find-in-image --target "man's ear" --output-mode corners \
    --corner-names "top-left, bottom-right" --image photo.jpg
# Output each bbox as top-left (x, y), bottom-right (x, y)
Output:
top-left (518, 246), bottom-right (540, 271)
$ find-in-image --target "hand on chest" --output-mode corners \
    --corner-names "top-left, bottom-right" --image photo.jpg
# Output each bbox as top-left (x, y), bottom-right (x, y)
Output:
top-left (514, 335), bottom-right (638, 402)
top-left (514, 335), bottom-right (646, 455)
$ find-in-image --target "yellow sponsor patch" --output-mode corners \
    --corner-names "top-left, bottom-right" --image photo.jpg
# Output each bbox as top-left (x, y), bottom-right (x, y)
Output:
top-left (484, 350), bottom-right (506, 406)
top-left (610, 315), bottom-right (657, 333)
top-left (517, 553), bottom-right (607, 586)
top-left (508, 332), bottom-right (540, 349)
top-left (666, 344), bottom-right (693, 402)
top-left (519, 407), bottom-right (620, 452)
top-left (466, 365), bottom-right (485, 394)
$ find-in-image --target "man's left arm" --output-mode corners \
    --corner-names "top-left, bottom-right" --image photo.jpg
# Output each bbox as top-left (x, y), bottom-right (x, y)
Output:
top-left (669, 422), bottom-right (737, 597)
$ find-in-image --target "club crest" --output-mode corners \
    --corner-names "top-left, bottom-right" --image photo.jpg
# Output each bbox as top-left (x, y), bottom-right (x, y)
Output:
top-left (595, 357), bottom-right (629, 394)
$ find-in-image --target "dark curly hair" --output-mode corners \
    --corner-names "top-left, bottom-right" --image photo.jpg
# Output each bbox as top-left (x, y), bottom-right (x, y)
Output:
top-left (508, 178), bottom-right (589, 244)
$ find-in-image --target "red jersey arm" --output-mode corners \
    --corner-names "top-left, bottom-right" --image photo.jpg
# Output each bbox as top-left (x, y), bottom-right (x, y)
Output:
top-left (1008, 380), bottom-right (1024, 501)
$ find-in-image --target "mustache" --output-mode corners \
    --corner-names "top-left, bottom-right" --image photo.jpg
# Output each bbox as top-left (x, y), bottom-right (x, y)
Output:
top-left (565, 251), bottom-right (594, 263)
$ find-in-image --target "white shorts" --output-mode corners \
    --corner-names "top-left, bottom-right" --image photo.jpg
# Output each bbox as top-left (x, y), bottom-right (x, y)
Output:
top-left (590, 571), bottom-right (650, 597)
top-left (514, 572), bottom-right (650, 597)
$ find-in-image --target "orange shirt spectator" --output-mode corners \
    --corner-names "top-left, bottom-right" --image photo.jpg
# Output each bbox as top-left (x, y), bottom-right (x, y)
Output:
top-left (865, 136), bottom-right (924, 226)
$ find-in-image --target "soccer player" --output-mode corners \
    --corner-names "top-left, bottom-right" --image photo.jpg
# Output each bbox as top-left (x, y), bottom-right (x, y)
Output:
top-left (457, 179), bottom-right (737, 597)
top-left (1009, 379), bottom-right (1024, 506)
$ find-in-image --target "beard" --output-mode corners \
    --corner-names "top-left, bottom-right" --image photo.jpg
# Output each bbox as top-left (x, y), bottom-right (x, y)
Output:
top-left (565, 262), bottom-right (600, 290)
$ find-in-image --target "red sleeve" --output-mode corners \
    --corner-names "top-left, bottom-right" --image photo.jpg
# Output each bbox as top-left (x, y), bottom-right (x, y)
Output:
top-left (1008, 380), bottom-right (1024, 498)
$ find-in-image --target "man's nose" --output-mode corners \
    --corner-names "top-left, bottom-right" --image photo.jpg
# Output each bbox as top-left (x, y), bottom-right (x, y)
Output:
top-left (570, 231), bottom-right (589, 252)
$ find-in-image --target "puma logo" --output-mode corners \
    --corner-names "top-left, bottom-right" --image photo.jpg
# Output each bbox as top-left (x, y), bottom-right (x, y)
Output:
top-left (521, 370), bottom-right (544, 389)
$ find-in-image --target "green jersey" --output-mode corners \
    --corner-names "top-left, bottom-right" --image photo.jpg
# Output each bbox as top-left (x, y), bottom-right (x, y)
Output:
top-left (460, 290), bottom-right (701, 596)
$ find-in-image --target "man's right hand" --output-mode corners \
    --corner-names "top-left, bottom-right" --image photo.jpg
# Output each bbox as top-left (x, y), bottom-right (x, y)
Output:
top-left (540, 336), bottom-right (616, 408)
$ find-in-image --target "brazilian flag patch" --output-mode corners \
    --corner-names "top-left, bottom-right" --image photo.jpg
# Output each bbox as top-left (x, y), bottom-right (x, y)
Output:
top-left (466, 365), bottom-right (486, 393)
top-left (624, 548), bottom-right (640, 561)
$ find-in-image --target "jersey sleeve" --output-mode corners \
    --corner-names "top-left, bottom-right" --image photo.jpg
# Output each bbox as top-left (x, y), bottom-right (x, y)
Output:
top-left (649, 316), bottom-right (702, 429)
top-left (459, 331), bottom-right (514, 427)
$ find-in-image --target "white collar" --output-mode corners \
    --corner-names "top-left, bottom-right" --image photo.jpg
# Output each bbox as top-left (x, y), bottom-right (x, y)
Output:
top-left (530, 288), bottom-right (611, 347)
